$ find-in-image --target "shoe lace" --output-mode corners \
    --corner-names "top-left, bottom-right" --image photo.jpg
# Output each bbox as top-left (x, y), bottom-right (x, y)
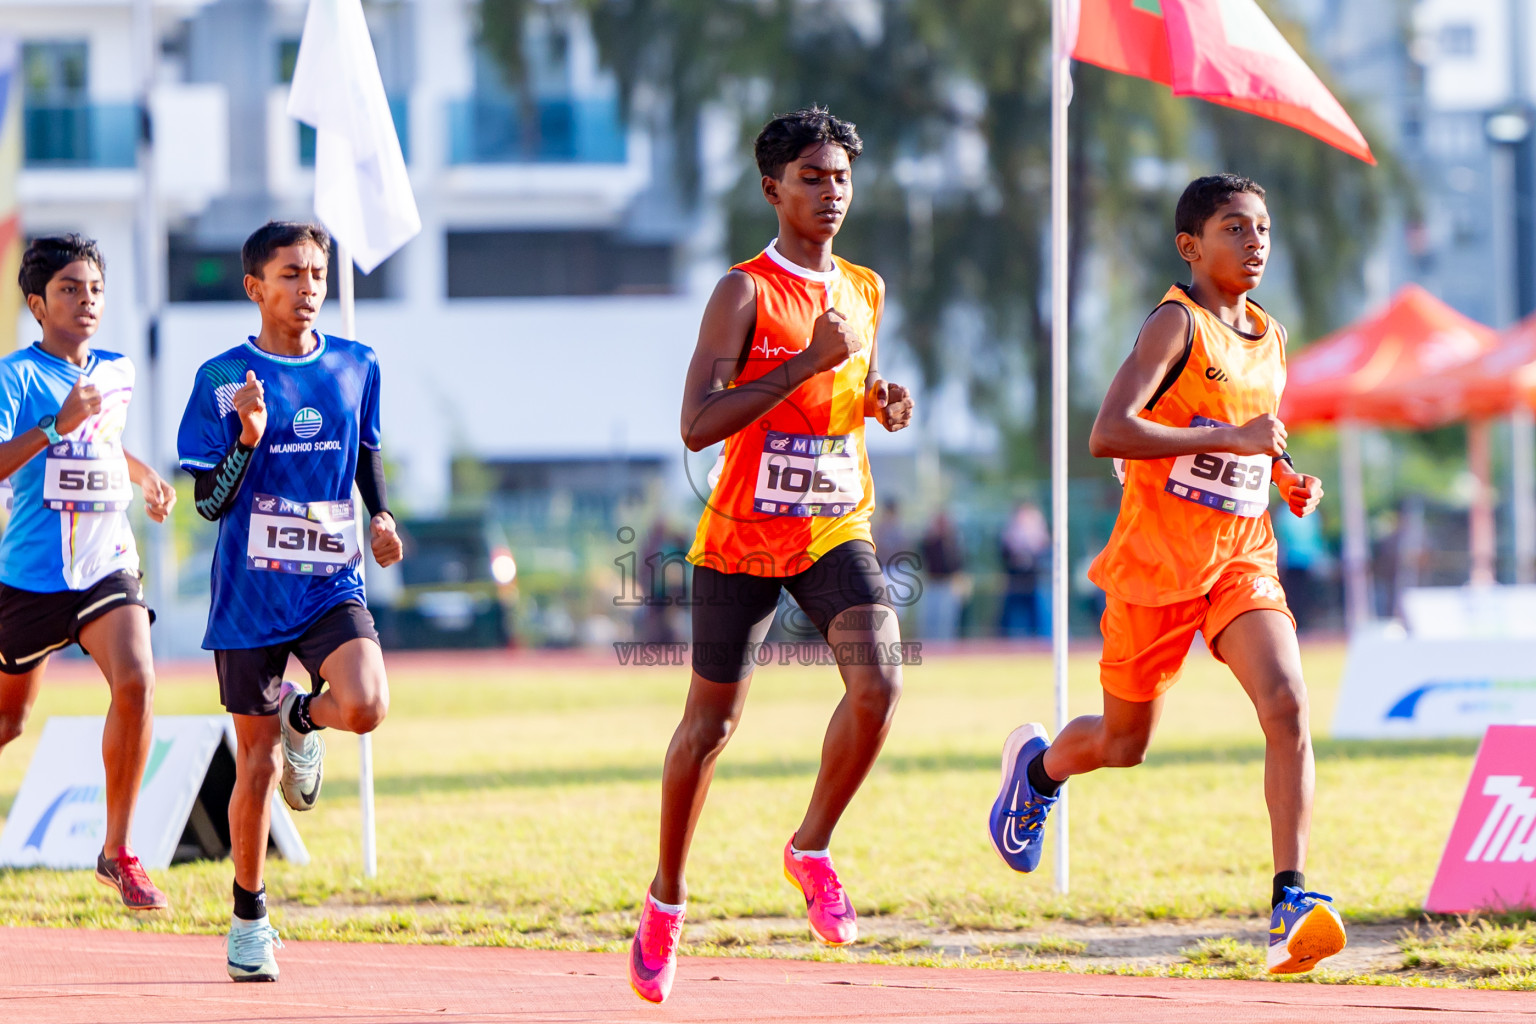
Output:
top-left (1280, 886), bottom-right (1333, 909)
top-left (805, 860), bottom-right (847, 909)
top-left (115, 853), bottom-right (155, 894)
top-left (285, 730), bottom-right (323, 771)
top-left (230, 921), bottom-right (283, 962)
top-left (642, 906), bottom-right (683, 957)
top-left (1003, 797), bottom-right (1051, 836)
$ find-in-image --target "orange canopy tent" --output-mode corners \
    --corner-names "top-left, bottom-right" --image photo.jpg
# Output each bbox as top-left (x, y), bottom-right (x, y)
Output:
top-left (1280, 285), bottom-right (1499, 429)
top-left (1400, 312), bottom-right (1536, 423)
top-left (1280, 286), bottom-right (1501, 624)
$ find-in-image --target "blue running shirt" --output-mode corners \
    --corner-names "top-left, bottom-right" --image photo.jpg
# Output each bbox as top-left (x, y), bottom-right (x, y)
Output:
top-left (0, 344), bottom-right (138, 592)
top-left (177, 333), bottom-right (382, 650)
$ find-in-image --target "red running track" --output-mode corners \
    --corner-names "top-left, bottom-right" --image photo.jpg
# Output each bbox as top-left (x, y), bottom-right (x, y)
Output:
top-left (2, 927), bottom-right (1531, 1023)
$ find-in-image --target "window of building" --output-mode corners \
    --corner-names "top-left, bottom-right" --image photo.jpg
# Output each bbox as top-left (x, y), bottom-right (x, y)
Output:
top-left (22, 41), bottom-right (88, 102)
top-left (168, 236), bottom-right (395, 303)
top-left (446, 230), bottom-right (674, 298)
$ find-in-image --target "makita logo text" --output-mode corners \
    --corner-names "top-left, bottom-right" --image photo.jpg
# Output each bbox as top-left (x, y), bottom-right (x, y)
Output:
top-left (1465, 775), bottom-right (1536, 862)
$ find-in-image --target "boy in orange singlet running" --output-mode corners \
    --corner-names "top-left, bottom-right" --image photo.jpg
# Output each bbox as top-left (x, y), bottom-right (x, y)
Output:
top-left (627, 107), bottom-right (914, 1004)
top-left (987, 174), bottom-right (1348, 976)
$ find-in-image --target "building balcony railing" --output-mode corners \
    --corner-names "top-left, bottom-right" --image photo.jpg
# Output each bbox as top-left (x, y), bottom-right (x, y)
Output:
top-left (447, 96), bottom-right (626, 165)
top-left (23, 103), bottom-right (139, 168)
top-left (299, 96), bottom-right (410, 165)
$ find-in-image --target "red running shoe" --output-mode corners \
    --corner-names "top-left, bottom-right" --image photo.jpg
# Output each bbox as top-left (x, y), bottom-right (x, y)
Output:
top-left (628, 893), bottom-right (684, 1003)
top-left (95, 847), bottom-right (168, 911)
top-left (783, 839), bottom-right (858, 946)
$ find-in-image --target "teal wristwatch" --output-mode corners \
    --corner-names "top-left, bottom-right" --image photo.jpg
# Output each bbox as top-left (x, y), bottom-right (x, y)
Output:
top-left (37, 415), bottom-right (62, 445)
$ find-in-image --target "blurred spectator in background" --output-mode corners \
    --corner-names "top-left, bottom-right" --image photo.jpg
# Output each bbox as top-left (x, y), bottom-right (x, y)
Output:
top-left (1274, 507), bottom-right (1326, 631)
top-left (999, 502), bottom-right (1049, 637)
top-left (920, 510), bottom-right (968, 640)
top-left (636, 520), bottom-right (692, 644)
top-left (872, 497), bottom-right (907, 569)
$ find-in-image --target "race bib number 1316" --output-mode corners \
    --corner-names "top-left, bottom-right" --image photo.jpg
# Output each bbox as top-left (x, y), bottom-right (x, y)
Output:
top-left (247, 493), bottom-right (358, 574)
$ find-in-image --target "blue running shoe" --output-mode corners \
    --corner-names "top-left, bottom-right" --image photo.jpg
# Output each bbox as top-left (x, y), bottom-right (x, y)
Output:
top-left (1267, 887), bottom-right (1346, 975)
top-left (987, 723), bottom-right (1060, 872)
top-left (227, 915), bottom-right (283, 982)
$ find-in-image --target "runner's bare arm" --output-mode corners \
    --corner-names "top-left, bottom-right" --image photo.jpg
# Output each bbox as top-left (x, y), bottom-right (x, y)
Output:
top-left (1089, 304), bottom-right (1287, 460)
top-left (680, 271), bottom-right (864, 451)
top-left (861, 288), bottom-right (913, 431)
top-left (0, 376), bottom-right (101, 484)
top-left (125, 449), bottom-right (176, 523)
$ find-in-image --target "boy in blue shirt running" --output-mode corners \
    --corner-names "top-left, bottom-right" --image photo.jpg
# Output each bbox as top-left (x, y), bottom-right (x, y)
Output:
top-left (0, 235), bottom-right (176, 911)
top-left (178, 221), bottom-right (402, 982)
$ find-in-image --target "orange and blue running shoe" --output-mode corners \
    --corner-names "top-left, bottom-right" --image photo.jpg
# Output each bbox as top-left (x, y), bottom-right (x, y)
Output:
top-left (987, 723), bottom-right (1060, 873)
top-left (782, 839), bottom-right (858, 946)
top-left (628, 893), bottom-right (684, 1003)
top-left (95, 846), bottom-right (168, 911)
top-left (1267, 887), bottom-right (1347, 975)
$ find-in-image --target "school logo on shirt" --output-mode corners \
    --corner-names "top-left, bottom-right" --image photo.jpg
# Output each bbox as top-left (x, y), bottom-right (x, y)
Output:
top-left (292, 407), bottom-right (323, 439)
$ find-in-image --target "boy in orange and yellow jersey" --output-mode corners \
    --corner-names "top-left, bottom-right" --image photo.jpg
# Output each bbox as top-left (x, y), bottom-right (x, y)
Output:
top-left (987, 175), bottom-right (1347, 976)
top-left (628, 107), bottom-right (914, 1004)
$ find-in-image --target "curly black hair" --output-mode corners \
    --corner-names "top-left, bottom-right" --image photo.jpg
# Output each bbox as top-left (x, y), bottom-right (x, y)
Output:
top-left (1175, 173), bottom-right (1267, 238)
top-left (18, 234), bottom-right (105, 299)
top-left (754, 106), bottom-right (863, 180)
top-left (241, 220), bottom-right (332, 279)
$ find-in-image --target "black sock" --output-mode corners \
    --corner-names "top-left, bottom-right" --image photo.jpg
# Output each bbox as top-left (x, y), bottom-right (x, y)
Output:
top-left (233, 880), bottom-right (267, 922)
top-left (1272, 870), bottom-right (1305, 908)
top-left (1026, 749), bottom-right (1064, 798)
top-left (288, 692), bottom-right (321, 734)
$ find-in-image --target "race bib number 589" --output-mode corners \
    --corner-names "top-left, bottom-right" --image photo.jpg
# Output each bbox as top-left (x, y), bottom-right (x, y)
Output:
top-left (1164, 416), bottom-right (1271, 518)
top-left (43, 442), bottom-right (133, 512)
top-left (247, 493), bottom-right (358, 574)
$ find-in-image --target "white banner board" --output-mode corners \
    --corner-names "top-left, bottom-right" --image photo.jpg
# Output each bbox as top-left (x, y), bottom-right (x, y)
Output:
top-left (0, 716), bottom-right (308, 870)
top-left (1332, 635), bottom-right (1536, 739)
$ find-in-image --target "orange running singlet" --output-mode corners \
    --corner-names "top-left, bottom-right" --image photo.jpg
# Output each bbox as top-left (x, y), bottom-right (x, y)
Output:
top-left (1088, 284), bottom-right (1288, 606)
top-left (688, 242), bottom-right (883, 577)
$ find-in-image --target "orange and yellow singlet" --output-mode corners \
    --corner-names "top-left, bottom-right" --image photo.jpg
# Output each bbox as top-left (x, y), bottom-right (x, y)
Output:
top-left (687, 243), bottom-right (883, 577)
top-left (1089, 284), bottom-right (1288, 606)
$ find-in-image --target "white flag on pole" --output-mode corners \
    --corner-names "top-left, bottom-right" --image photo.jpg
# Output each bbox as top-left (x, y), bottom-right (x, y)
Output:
top-left (286, 0), bottom-right (420, 274)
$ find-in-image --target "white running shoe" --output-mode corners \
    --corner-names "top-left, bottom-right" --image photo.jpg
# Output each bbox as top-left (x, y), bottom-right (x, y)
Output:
top-left (278, 680), bottom-right (324, 812)
top-left (227, 915), bottom-right (283, 982)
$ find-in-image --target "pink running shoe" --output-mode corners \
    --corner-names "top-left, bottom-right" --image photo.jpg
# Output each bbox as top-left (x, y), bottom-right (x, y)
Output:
top-left (628, 893), bottom-right (684, 1003)
top-left (782, 839), bottom-right (858, 946)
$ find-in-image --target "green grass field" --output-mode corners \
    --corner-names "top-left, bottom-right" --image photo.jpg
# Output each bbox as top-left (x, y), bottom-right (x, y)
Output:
top-left (0, 644), bottom-right (1531, 987)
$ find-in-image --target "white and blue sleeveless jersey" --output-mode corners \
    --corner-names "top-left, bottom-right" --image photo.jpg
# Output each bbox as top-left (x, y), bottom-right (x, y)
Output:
top-left (0, 344), bottom-right (138, 592)
top-left (177, 332), bottom-right (381, 650)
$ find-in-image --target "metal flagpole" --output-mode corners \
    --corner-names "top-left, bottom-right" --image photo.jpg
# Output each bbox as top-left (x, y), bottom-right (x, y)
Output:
top-left (337, 239), bottom-right (378, 880)
top-left (1050, 0), bottom-right (1071, 895)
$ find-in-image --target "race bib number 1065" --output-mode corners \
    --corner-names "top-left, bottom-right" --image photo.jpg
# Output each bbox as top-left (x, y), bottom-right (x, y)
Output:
top-left (754, 430), bottom-right (864, 518)
top-left (1164, 416), bottom-right (1271, 518)
top-left (247, 493), bottom-right (358, 575)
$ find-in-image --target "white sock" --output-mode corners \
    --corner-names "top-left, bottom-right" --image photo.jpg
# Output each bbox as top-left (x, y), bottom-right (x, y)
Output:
top-left (648, 893), bottom-right (685, 915)
top-left (791, 844), bottom-right (830, 860)
top-left (231, 913), bottom-right (269, 930)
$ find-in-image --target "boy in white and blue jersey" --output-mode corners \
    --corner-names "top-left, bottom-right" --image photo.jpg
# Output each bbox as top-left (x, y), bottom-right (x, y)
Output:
top-left (0, 235), bottom-right (176, 911)
top-left (177, 222), bottom-right (402, 983)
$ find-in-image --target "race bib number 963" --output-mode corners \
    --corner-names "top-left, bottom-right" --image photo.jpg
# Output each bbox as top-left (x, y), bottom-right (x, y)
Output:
top-left (247, 493), bottom-right (358, 575)
top-left (42, 442), bottom-right (133, 512)
top-left (754, 430), bottom-right (864, 518)
top-left (1164, 416), bottom-right (1271, 518)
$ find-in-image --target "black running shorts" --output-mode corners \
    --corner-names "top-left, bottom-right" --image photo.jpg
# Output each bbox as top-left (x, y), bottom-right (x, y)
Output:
top-left (214, 601), bottom-right (380, 716)
top-left (0, 570), bottom-right (151, 675)
top-left (691, 540), bottom-right (892, 683)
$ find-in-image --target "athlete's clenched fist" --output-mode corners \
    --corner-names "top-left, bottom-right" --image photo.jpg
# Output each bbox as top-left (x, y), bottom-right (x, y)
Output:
top-left (802, 308), bottom-right (864, 373)
top-left (370, 512), bottom-right (403, 567)
top-left (1226, 413), bottom-right (1287, 457)
top-left (234, 370), bottom-right (267, 446)
top-left (1276, 465), bottom-right (1324, 518)
top-left (867, 378), bottom-right (914, 432)
top-left (56, 375), bottom-right (102, 435)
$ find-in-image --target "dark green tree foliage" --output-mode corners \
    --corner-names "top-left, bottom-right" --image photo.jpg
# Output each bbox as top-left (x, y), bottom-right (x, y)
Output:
top-left (480, 0), bottom-right (1398, 469)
